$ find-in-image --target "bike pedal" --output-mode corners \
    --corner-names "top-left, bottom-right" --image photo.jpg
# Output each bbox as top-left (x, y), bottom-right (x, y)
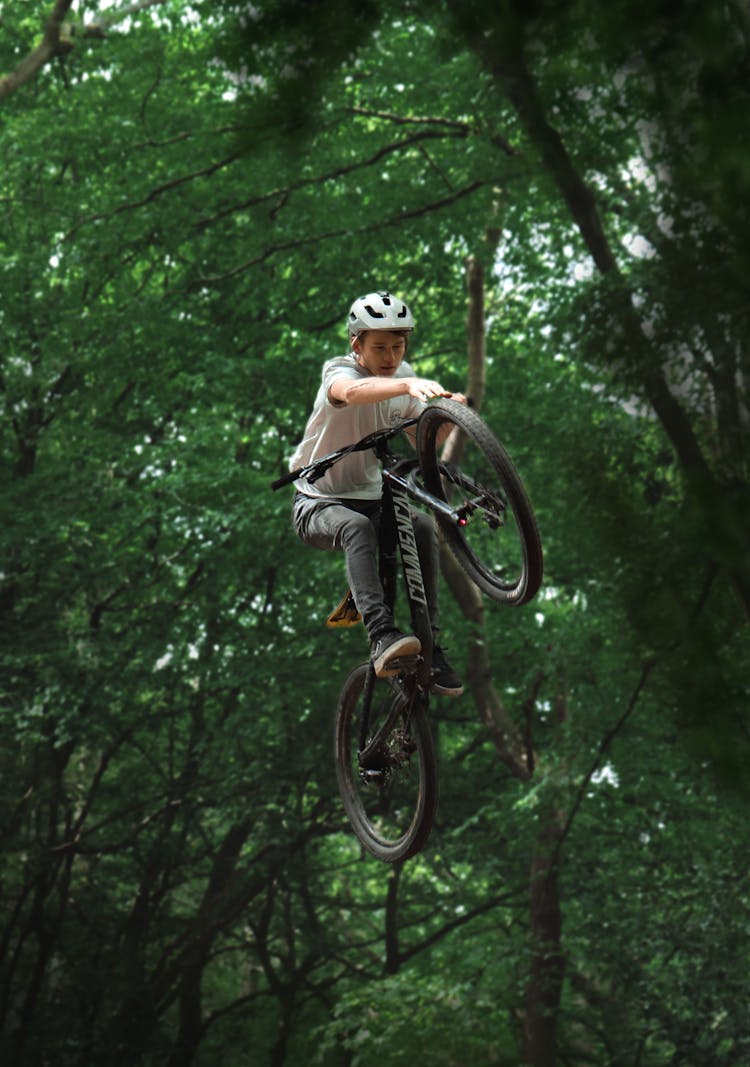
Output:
top-left (361, 768), bottom-right (386, 787)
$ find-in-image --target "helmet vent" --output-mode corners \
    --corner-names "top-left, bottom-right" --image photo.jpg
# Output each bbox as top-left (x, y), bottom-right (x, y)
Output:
top-left (347, 290), bottom-right (414, 335)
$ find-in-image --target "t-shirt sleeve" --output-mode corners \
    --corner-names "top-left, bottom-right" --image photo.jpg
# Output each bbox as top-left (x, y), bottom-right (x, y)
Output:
top-left (404, 395), bottom-right (426, 420)
top-left (322, 361), bottom-right (360, 407)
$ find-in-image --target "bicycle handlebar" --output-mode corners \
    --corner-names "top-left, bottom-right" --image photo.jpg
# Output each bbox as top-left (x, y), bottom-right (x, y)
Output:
top-left (270, 418), bottom-right (420, 491)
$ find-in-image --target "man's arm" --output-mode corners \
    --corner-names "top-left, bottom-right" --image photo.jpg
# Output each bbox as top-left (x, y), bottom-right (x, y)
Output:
top-left (328, 372), bottom-right (467, 446)
top-left (328, 375), bottom-right (453, 406)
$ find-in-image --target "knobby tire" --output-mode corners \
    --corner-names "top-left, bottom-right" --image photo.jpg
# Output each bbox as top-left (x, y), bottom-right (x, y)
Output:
top-left (334, 663), bottom-right (438, 863)
top-left (417, 398), bottom-right (543, 605)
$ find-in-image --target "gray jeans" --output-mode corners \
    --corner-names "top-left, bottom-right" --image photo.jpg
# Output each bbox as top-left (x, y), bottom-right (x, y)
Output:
top-left (292, 492), bottom-right (440, 640)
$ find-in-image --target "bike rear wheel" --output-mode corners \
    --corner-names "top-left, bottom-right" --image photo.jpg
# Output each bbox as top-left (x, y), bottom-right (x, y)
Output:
top-left (334, 664), bottom-right (438, 863)
top-left (417, 398), bottom-right (543, 605)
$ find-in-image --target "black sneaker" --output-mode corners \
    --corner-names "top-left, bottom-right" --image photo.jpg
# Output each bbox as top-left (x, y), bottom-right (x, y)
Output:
top-left (370, 629), bottom-right (421, 677)
top-left (431, 646), bottom-right (464, 697)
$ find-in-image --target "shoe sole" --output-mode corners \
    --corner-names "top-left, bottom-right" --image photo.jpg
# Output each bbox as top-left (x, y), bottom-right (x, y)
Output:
top-left (373, 635), bottom-right (421, 677)
top-left (430, 682), bottom-right (465, 698)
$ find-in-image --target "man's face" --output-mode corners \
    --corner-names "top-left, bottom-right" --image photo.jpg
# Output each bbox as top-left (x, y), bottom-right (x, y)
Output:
top-left (354, 330), bottom-right (407, 376)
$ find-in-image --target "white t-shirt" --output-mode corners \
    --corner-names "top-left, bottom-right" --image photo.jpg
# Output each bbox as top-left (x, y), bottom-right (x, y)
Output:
top-left (289, 354), bottom-right (424, 499)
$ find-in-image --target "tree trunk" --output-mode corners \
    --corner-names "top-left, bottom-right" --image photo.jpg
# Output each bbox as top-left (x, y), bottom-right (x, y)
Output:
top-left (384, 862), bottom-right (403, 975)
top-left (521, 812), bottom-right (566, 1067)
top-left (440, 542), bottom-right (530, 779)
top-left (449, 250), bottom-right (564, 1065)
top-left (269, 995), bottom-right (295, 1067)
top-left (444, 254), bottom-right (531, 779)
top-left (447, 2), bottom-right (750, 620)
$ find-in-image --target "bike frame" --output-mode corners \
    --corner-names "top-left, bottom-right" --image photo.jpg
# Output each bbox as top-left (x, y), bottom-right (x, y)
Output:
top-left (271, 418), bottom-right (469, 767)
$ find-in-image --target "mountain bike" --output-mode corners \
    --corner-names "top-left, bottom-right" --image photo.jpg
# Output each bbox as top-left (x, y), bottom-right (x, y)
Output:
top-left (271, 399), bottom-right (543, 862)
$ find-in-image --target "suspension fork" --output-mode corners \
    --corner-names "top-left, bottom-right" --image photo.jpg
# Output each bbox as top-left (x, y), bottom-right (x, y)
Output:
top-left (358, 667), bottom-right (418, 768)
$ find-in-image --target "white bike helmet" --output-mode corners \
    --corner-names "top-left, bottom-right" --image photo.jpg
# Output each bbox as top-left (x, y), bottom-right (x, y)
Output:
top-left (347, 291), bottom-right (415, 337)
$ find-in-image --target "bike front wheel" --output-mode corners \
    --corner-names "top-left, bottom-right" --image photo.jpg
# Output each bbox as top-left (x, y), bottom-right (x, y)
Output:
top-left (417, 398), bottom-right (543, 605)
top-left (334, 664), bottom-right (438, 863)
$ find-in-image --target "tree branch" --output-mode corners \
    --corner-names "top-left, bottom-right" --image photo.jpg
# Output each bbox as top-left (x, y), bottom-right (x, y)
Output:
top-left (553, 659), bottom-right (656, 864)
top-left (348, 105), bottom-right (519, 158)
top-left (193, 127), bottom-right (471, 231)
top-left (398, 890), bottom-right (522, 965)
top-left (189, 180), bottom-right (487, 288)
top-left (64, 127), bottom-right (471, 243)
top-left (0, 0), bottom-right (73, 102)
top-left (0, 0), bottom-right (169, 103)
top-left (93, 0), bottom-right (169, 31)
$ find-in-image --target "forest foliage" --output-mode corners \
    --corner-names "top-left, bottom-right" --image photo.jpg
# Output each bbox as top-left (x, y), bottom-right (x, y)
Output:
top-left (1, 1), bottom-right (749, 1065)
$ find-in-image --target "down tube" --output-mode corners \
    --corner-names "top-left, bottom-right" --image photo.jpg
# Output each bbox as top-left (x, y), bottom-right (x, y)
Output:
top-left (386, 481), bottom-right (434, 665)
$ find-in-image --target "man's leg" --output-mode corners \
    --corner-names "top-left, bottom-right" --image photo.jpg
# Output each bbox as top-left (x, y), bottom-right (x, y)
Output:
top-left (292, 494), bottom-right (393, 638)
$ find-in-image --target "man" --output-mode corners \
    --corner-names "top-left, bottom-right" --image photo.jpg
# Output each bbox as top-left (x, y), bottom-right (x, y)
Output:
top-left (289, 290), bottom-right (464, 696)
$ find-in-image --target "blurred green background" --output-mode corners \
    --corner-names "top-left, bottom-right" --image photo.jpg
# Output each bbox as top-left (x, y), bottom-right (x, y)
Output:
top-left (1, 2), bottom-right (749, 1064)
